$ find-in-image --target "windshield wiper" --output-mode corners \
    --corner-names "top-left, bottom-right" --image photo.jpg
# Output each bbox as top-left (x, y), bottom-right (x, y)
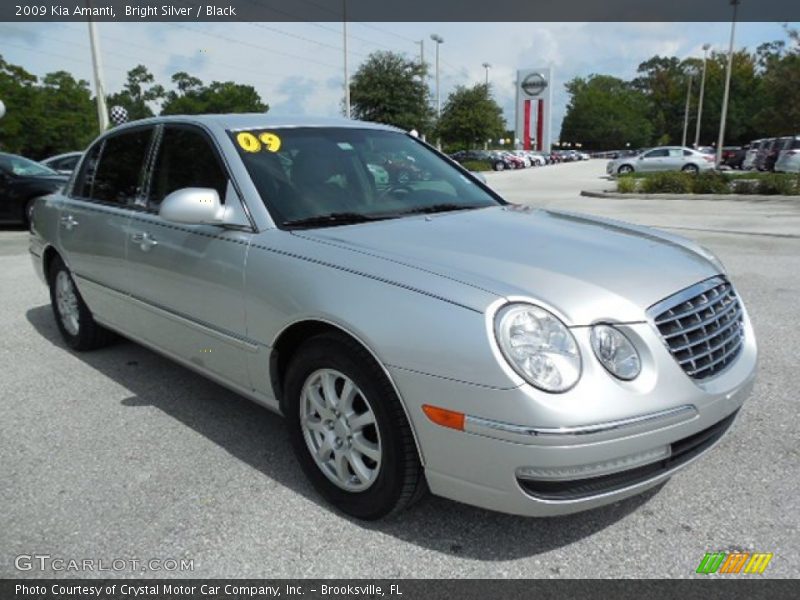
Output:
top-left (283, 212), bottom-right (391, 229)
top-left (396, 203), bottom-right (483, 215)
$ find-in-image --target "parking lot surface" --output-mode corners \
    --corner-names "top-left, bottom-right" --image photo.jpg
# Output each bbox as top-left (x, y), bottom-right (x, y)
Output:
top-left (1, 160), bottom-right (798, 578)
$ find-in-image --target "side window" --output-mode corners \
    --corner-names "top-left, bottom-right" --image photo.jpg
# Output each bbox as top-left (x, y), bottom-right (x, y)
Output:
top-left (644, 149), bottom-right (668, 158)
top-left (73, 142), bottom-right (103, 198)
top-left (683, 149), bottom-right (694, 157)
top-left (90, 128), bottom-right (153, 204)
top-left (668, 149), bottom-right (683, 157)
top-left (148, 126), bottom-right (228, 209)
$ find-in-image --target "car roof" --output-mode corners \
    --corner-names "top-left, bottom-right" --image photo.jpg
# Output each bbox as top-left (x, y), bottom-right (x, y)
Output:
top-left (42, 151), bottom-right (83, 162)
top-left (109, 114), bottom-right (403, 134)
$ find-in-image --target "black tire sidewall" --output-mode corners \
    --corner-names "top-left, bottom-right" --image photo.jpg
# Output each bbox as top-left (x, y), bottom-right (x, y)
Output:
top-left (48, 257), bottom-right (100, 350)
top-left (285, 336), bottom-right (412, 520)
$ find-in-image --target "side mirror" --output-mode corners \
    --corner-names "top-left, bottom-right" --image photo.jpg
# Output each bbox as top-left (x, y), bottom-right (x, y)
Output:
top-left (159, 187), bottom-right (225, 225)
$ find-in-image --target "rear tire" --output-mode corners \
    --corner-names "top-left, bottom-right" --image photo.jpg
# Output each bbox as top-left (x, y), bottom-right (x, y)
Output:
top-left (48, 256), bottom-right (116, 351)
top-left (284, 332), bottom-right (426, 520)
top-left (494, 161), bottom-right (505, 171)
top-left (682, 164), bottom-right (699, 174)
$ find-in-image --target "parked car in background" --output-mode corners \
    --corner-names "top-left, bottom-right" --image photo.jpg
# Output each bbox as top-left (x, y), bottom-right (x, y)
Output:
top-left (41, 151), bottom-right (83, 175)
top-left (499, 151), bottom-right (526, 169)
top-left (741, 139), bottom-right (764, 170)
top-left (754, 138), bottom-right (778, 171)
top-left (774, 136), bottom-right (800, 173)
top-left (719, 146), bottom-right (740, 167)
top-left (606, 146), bottom-right (714, 175)
top-left (724, 145), bottom-right (749, 170)
top-left (488, 152), bottom-right (515, 171)
top-left (0, 152), bottom-right (69, 227)
top-left (764, 137), bottom-right (791, 172)
top-left (30, 114), bottom-right (756, 520)
top-left (510, 150), bottom-right (533, 168)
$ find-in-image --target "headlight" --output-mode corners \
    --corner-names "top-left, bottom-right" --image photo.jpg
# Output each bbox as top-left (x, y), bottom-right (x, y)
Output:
top-left (590, 324), bottom-right (641, 380)
top-left (494, 303), bottom-right (581, 392)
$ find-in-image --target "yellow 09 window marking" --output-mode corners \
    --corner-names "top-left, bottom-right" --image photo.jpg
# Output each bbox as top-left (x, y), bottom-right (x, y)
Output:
top-left (236, 131), bottom-right (281, 153)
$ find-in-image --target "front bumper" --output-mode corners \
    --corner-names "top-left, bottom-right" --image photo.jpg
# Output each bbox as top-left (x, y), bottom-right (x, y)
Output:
top-left (389, 317), bottom-right (757, 517)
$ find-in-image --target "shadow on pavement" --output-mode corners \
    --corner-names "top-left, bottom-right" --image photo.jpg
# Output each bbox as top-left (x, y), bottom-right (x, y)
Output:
top-left (27, 303), bottom-right (663, 561)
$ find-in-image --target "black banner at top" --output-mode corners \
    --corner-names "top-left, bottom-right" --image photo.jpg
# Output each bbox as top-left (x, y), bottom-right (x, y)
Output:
top-left (1, 0), bottom-right (799, 22)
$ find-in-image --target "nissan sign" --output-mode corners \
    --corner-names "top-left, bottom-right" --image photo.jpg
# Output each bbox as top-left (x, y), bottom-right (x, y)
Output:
top-left (521, 73), bottom-right (548, 96)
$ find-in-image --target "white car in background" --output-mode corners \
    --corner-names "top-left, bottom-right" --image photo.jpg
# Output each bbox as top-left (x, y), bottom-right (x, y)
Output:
top-left (774, 136), bottom-right (800, 173)
top-left (607, 146), bottom-right (715, 175)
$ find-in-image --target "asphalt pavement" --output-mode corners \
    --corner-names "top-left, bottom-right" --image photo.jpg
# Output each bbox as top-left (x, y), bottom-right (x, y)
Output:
top-left (1, 160), bottom-right (798, 578)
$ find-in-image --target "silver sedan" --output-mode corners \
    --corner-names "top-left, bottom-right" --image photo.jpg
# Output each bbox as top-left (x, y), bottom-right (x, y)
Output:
top-left (607, 146), bottom-right (716, 175)
top-left (29, 115), bottom-right (756, 519)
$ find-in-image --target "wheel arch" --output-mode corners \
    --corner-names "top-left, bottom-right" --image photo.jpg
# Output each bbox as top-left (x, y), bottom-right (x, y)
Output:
top-left (42, 245), bottom-right (63, 285)
top-left (269, 318), bottom-right (426, 465)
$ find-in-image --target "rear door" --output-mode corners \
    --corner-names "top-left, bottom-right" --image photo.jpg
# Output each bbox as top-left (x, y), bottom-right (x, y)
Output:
top-left (58, 127), bottom-right (154, 325)
top-left (122, 123), bottom-right (253, 389)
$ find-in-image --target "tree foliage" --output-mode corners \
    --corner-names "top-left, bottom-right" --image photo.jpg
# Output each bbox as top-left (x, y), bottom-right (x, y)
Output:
top-left (349, 51), bottom-right (434, 134)
top-left (437, 83), bottom-right (505, 151)
top-left (561, 27), bottom-right (800, 149)
top-left (0, 55), bottom-right (97, 158)
top-left (106, 65), bottom-right (164, 121)
top-left (560, 75), bottom-right (653, 150)
top-left (160, 73), bottom-right (267, 115)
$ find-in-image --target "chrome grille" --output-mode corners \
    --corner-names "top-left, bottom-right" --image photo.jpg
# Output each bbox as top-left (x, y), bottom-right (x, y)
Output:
top-left (648, 277), bottom-right (744, 380)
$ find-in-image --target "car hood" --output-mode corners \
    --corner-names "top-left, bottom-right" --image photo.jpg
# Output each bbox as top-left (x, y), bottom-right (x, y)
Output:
top-left (297, 205), bottom-right (720, 325)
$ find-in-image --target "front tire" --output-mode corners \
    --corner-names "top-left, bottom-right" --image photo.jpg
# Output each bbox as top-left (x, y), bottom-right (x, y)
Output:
top-left (48, 256), bottom-right (115, 351)
top-left (617, 164), bottom-right (634, 175)
top-left (285, 333), bottom-right (425, 520)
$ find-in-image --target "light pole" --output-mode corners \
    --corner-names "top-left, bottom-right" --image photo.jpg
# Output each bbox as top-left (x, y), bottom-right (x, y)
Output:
top-left (416, 39), bottom-right (424, 68)
top-left (430, 34), bottom-right (444, 149)
top-left (86, 1), bottom-right (108, 132)
top-left (716, 0), bottom-right (740, 167)
top-left (694, 43), bottom-right (711, 148)
top-left (681, 73), bottom-right (693, 148)
top-left (342, 0), bottom-right (350, 118)
top-left (482, 62), bottom-right (491, 86)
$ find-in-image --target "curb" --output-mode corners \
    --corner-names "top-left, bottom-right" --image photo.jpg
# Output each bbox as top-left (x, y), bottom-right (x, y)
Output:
top-left (580, 190), bottom-right (800, 201)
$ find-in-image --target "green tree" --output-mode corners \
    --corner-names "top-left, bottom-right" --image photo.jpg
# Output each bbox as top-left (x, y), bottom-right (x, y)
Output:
top-left (160, 73), bottom-right (267, 115)
top-left (560, 75), bottom-right (653, 150)
top-left (0, 56), bottom-right (96, 158)
top-left (106, 65), bottom-right (165, 121)
top-left (437, 83), bottom-right (505, 150)
top-left (349, 51), bottom-right (434, 135)
top-left (752, 29), bottom-right (800, 136)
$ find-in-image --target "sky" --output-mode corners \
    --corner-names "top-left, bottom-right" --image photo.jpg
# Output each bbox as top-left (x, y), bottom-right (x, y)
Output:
top-left (1, 21), bottom-right (796, 139)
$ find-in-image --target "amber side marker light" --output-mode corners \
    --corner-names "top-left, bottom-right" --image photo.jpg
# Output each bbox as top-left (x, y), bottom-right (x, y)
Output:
top-left (422, 405), bottom-right (465, 431)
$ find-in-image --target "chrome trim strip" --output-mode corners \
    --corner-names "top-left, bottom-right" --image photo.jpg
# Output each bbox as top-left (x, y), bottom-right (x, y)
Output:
top-left (464, 405), bottom-right (698, 443)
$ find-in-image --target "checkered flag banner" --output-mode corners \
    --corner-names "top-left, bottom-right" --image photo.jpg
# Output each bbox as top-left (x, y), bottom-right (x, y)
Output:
top-left (109, 105), bottom-right (129, 126)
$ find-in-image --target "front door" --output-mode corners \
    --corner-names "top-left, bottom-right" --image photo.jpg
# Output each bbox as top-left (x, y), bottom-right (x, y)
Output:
top-left (123, 124), bottom-right (253, 390)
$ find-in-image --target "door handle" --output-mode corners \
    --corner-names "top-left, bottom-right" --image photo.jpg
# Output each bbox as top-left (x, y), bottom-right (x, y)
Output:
top-left (131, 231), bottom-right (158, 252)
top-left (60, 214), bottom-right (79, 231)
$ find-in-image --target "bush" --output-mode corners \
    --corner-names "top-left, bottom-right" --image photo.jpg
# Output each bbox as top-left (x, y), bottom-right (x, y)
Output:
top-left (690, 171), bottom-right (731, 194)
top-left (640, 171), bottom-right (693, 194)
top-left (732, 180), bottom-right (758, 194)
top-left (616, 176), bottom-right (638, 193)
top-left (460, 159), bottom-right (493, 172)
top-left (756, 173), bottom-right (799, 195)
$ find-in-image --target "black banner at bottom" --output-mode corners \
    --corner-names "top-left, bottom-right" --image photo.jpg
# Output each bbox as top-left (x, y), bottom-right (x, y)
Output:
top-left (1, 579), bottom-right (796, 600)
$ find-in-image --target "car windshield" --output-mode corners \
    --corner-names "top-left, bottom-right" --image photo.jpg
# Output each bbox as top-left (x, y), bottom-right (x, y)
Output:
top-left (0, 154), bottom-right (58, 177)
top-left (228, 127), bottom-right (500, 228)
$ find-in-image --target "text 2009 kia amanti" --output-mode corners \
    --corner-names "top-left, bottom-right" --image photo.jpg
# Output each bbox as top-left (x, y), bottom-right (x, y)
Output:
top-left (30, 115), bottom-right (756, 519)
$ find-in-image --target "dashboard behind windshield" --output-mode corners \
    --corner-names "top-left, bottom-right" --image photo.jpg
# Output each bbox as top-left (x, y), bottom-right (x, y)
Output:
top-left (227, 127), bottom-right (500, 227)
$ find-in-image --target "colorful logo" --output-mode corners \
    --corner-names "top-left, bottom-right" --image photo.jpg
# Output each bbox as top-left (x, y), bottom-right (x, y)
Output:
top-left (696, 552), bottom-right (773, 574)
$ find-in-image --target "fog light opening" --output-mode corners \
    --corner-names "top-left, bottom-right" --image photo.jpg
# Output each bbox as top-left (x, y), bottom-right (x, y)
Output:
top-left (516, 445), bottom-right (671, 482)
